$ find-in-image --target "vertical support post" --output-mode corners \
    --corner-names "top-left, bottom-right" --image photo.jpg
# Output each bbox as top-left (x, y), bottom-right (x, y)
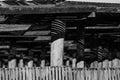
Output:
top-left (27, 60), bottom-right (33, 67)
top-left (76, 22), bottom-right (85, 68)
top-left (19, 59), bottom-right (24, 67)
top-left (108, 50), bottom-right (112, 68)
top-left (8, 59), bottom-right (11, 68)
top-left (41, 60), bottom-right (45, 67)
top-left (18, 52), bottom-right (24, 67)
top-left (9, 47), bottom-right (16, 68)
top-left (11, 59), bottom-right (16, 68)
top-left (8, 58), bottom-right (16, 68)
top-left (72, 58), bottom-right (76, 68)
top-left (51, 19), bottom-right (66, 66)
top-left (27, 50), bottom-right (33, 67)
top-left (98, 46), bottom-right (108, 68)
top-left (26, 50), bottom-right (33, 80)
top-left (98, 46), bottom-right (103, 68)
top-left (66, 60), bottom-right (70, 66)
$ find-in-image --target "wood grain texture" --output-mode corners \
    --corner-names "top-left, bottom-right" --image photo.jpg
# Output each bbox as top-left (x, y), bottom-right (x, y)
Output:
top-left (0, 1), bottom-right (120, 14)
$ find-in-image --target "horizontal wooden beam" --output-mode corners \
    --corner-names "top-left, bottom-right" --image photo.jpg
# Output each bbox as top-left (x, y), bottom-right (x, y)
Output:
top-left (97, 32), bottom-right (120, 35)
top-left (85, 26), bottom-right (120, 29)
top-left (15, 48), bottom-right (28, 51)
top-left (0, 35), bottom-right (36, 41)
top-left (0, 35), bottom-right (36, 38)
top-left (0, 24), bottom-right (31, 32)
top-left (34, 36), bottom-right (51, 41)
top-left (0, 7), bottom-right (95, 14)
top-left (111, 35), bottom-right (120, 38)
top-left (0, 45), bottom-right (10, 49)
top-left (15, 36), bottom-right (51, 42)
top-left (24, 31), bottom-right (50, 36)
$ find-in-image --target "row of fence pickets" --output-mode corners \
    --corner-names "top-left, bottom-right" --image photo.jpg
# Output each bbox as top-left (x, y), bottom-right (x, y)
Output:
top-left (4, 58), bottom-right (120, 69)
top-left (0, 67), bottom-right (119, 80)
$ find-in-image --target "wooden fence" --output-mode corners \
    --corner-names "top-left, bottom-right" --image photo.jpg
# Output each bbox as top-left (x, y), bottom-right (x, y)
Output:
top-left (0, 67), bottom-right (119, 80)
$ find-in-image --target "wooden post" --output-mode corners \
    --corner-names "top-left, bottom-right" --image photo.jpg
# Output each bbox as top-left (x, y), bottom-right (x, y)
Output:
top-left (19, 52), bottom-right (24, 67)
top-left (77, 61), bottom-right (84, 68)
top-left (112, 58), bottom-right (119, 68)
top-left (41, 60), bottom-right (45, 67)
top-left (98, 62), bottom-right (102, 68)
top-left (76, 22), bottom-right (85, 68)
top-left (94, 61), bottom-right (98, 68)
top-left (26, 60), bottom-right (33, 80)
top-left (103, 59), bottom-right (109, 68)
top-left (108, 60), bottom-right (112, 68)
top-left (66, 60), bottom-right (70, 66)
top-left (8, 58), bottom-right (16, 68)
top-left (9, 47), bottom-right (16, 68)
top-left (19, 59), bottom-right (24, 67)
top-left (90, 62), bottom-right (94, 68)
top-left (51, 19), bottom-right (66, 66)
top-left (72, 58), bottom-right (76, 68)
top-left (8, 59), bottom-right (11, 68)
top-left (11, 59), bottom-right (16, 68)
top-left (27, 49), bottom-right (33, 67)
top-left (27, 60), bottom-right (33, 67)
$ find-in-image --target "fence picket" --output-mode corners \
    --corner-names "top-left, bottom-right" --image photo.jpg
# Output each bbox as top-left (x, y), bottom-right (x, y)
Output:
top-left (62, 67), bottom-right (64, 80)
top-left (48, 67), bottom-right (51, 80)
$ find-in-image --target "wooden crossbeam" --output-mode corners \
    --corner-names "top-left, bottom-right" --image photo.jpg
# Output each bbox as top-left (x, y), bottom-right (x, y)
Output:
top-left (0, 45), bottom-right (10, 49)
top-left (34, 36), bottom-right (51, 41)
top-left (8, 36), bottom-right (50, 42)
top-left (0, 35), bottom-right (36, 38)
top-left (0, 35), bottom-right (36, 41)
top-left (111, 34), bottom-right (120, 38)
top-left (15, 48), bottom-right (28, 51)
top-left (0, 24), bottom-right (31, 32)
top-left (85, 26), bottom-right (120, 29)
top-left (24, 31), bottom-right (50, 36)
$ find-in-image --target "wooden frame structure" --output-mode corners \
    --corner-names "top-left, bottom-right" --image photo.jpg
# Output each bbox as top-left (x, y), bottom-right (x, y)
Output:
top-left (0, 1), bottom-right (120, 80)
top-left (0, 1), bottom-right (120, 68)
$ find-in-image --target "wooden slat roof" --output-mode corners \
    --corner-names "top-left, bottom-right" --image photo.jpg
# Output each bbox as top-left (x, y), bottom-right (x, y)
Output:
top-left (0, 1), bottom-right (120, 14)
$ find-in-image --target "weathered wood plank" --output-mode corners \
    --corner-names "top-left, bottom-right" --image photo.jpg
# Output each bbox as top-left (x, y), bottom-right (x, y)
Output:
top-left (0, 1), bottom-right (120, 14)
top-left (85, 26), bottom-right (120, 29)
top-left (34, 36), bottom-right (51, 41)
top-left (0, 35), bottom-right (36, 38)
top-left (24, 31), bottom-right (50, 36)
top-left (0, 24), bottom-right (31, 32)
top-left (0, 6), bottom-right (95, 14)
